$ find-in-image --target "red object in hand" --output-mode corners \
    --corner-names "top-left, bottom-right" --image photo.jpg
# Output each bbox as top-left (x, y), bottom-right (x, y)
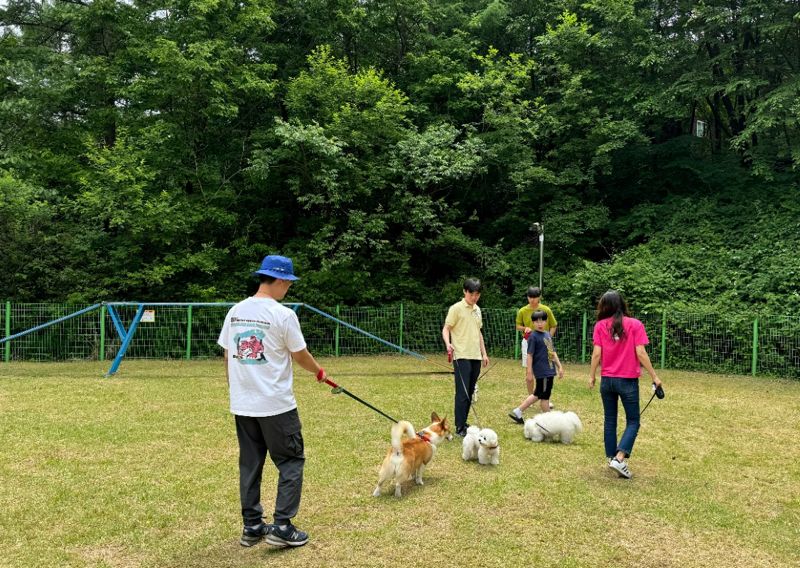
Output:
top-left (316, 368), bottom-right (326, 382)
top-left (447, 347), bottom-right (453, 363)
top-left (523, 330), bottom-right (531, 340)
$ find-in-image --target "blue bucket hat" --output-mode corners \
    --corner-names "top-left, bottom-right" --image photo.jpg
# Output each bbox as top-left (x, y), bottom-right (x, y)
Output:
top-left (253, 255), bottom-right (300, 281)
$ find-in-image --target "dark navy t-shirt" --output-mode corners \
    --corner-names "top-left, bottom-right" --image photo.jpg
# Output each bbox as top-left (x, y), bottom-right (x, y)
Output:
top-left (527, 330), bottom-right (556, 378)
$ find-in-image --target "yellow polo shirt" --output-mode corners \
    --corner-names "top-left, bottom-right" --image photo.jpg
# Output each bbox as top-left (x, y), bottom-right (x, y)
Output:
top-left (445, 299), bottom-right (483, 360)
top-left (516, 302), bottom-right (557, 331)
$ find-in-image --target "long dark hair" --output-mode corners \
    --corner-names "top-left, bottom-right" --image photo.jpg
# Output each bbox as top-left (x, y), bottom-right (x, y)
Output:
top-left (596, 290), bottom-right (630, 340)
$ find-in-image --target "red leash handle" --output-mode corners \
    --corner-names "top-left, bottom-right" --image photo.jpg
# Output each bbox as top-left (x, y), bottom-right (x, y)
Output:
top-left (323, 377), bottom-right (338, 388)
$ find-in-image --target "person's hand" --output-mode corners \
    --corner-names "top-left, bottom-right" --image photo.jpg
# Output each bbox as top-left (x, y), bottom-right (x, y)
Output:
top-left (526, 371), bottom-right (534, 383)
top-left (557, 366), bottom-right (564, 379)
top-left (315, 368), bottom-right (327, 383)
top-left (482, 355), bottom-right (490, 367)
top-left (524, 327), bottom-right (531, 335)
top-left (652, 375), bottom-right (662, 388)
top-left (588, 375), bottom-right (596, 389)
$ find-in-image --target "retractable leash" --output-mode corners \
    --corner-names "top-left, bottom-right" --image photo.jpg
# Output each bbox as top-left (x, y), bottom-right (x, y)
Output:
top-left (319, 374), bottom-right (436, 442)
top-left (318, 371), bottom-right (399, 424)
top-left (640, 382), bottom-right (665, 417)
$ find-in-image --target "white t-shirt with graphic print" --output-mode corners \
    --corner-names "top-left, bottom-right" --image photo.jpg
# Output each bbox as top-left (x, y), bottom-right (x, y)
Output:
top-left (217, 297), bottom-right (307, 417)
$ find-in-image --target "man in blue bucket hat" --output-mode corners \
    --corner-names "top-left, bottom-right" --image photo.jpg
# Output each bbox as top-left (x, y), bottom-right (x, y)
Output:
top-left (218, 254), bottom-right (328, 549)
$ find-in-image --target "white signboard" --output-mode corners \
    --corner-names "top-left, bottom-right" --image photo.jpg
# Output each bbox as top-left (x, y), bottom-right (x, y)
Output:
top-left (141, 310), bottom-right (156, 323)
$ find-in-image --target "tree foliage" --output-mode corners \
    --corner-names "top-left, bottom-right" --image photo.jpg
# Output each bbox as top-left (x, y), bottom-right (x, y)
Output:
top-left (0, 0), bottom-right (798, 311)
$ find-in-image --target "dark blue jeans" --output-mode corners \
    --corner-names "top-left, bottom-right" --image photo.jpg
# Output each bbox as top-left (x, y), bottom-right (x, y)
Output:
top-left (600, 377), bottom-right (640, 459)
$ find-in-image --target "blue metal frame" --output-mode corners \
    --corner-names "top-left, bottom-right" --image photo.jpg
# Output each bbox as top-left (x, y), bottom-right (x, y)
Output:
top-left (300, 303), bottom-right (426, 360)
top-left (105, 304), bottom-right (145, 376)
top-left (0, 304), bottom-right (102, 345)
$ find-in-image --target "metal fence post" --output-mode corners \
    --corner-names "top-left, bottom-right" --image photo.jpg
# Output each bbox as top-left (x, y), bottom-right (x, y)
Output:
top-left (99, 305), bottom-right (106, 361)
top-left (751, 318), bottom-right (759, 376)
top-left (660, 311), bottom-right (667, 369)
top-left (4, 301), bottom-right (10, 362)
top-left (581, 311), bottom-right (588, 363)
top-left (186, 305), bottom-right (193, 360)
top-left (335, 304), bottom-right (340, 357)
top-left (399, 302), bottom-right (404, 351)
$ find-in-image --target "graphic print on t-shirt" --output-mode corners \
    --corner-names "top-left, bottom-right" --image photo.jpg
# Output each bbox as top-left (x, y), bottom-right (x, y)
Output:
top-left (544, 336), bottom-right (555, 369)
top-left (233, 329), bottom-right (268, 364)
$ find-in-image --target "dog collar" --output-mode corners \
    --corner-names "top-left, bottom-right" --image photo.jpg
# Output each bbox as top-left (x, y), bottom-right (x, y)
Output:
top-left (416, 431), bottom-right (431, 443)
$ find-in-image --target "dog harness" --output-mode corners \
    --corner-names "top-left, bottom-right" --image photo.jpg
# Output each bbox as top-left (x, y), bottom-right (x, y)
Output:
top-left (416, 431), bottom-right (432, 443)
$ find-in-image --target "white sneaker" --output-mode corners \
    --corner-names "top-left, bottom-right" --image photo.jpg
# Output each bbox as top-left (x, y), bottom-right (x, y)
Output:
top-left (549, 402), bottom-right (555, 409)
top-left (609, 458), bottom-right (632, 479)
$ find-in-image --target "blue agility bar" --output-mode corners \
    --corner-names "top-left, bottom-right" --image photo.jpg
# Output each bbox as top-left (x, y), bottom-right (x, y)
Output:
top-left (106, 304), bottom-right (145, 377)
top-left (299, 303), bottom-right (426, 360)
top-left (106, 304), bottom-right (127, 340)
top-left (0, 304), bottom-right (102, 345)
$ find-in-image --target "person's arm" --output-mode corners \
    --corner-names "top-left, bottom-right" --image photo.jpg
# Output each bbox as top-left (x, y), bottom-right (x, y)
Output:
top-left (553, 351), bottom-right (564, 379)
top-left (588, 345), bottom-right (601, 388)
top-left (479, 331), bottom-right (489, 367)
top-left (442, 324), bottom-right (453, 355)
top-left (223, 349), bottom-right (229, 386)
top-left (291, 348), bottom-right (328, 382)
top-left (526, 353), bottom-right (534, 382)
top-left (635, 344), bottom-right (661, 387)
top-left (549, 325), bottom-right (557, 336)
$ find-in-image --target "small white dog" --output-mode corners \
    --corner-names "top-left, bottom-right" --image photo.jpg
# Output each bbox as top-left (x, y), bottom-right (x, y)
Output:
top-left (461, 425), bottom-right (481, 461)
top-left (477, 428), bottom-right (500, 465)
top-left (524, 411), bottom-right (583, 444)
top-left (462, 426), bottom-right (500, 465)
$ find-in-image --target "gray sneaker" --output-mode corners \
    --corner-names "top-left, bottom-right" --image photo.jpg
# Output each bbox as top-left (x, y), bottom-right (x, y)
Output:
top-left (609, 458), bottom-right (632, 479)
top-left (507, 412), bottom-right (524, 425)
top-left (265, 523), bottom-right (309, 548)
top-left (240, 523), bottom-right (270, 547)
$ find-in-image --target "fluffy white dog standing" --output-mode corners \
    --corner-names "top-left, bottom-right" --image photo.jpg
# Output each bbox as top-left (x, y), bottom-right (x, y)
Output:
top-left (477, 428), bottom-right (500, 465)
top-left (461, 425), bottom-right (481, 461)
top-left (524, 411), bottom-right (583, 444)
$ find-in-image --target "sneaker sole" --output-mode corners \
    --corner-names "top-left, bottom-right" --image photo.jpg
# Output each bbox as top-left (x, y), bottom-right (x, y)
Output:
top-left (239, 537), bottom-right (264, 547)
top-left (264, 535), bottom-right (308, 548)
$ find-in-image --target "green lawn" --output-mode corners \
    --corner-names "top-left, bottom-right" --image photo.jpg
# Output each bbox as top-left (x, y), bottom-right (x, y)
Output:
top-left (1, 358), bottom-right (798, 568)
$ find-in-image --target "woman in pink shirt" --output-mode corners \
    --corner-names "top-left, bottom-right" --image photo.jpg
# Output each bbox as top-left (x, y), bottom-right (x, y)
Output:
top-left (588, 290), bottom-right (662, 479)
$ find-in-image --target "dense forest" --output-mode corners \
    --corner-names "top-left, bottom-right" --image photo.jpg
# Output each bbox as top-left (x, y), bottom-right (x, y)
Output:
top-left (1, 0), bottom-right (799, 313)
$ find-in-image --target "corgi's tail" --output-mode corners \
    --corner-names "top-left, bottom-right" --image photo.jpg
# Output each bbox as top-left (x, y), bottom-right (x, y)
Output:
top-left (391, 420), bottom-right (416, 455)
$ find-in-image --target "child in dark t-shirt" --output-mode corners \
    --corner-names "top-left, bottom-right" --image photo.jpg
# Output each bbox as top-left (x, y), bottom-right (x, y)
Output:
top-left (508, 310), bottom-right (564, 423)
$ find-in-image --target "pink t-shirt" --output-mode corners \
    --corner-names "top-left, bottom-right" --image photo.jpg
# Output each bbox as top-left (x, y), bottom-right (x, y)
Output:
top-left (592, 316), bottom-right (649, 378)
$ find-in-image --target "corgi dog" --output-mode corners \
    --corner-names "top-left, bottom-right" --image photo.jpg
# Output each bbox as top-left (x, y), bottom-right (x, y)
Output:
top-left (373, 412), bottom-right (452, 497)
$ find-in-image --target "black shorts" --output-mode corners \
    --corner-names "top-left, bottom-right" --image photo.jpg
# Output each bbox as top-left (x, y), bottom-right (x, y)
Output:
top-left (534, 376), bottom-right (554, 400)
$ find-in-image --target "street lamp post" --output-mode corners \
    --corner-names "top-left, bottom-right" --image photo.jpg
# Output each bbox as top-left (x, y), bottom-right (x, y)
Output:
top-left (531, 222), bottom-right (544, 291)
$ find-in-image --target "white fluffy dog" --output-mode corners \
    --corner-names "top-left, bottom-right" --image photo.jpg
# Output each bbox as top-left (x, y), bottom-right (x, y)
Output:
top-left (462, 426), bottom-right (500, 465)
top-left (477, 428), bottom-right (500, 465)
top-left (524, 411), bottom-right (583, 444)
top-left (461, 425), bottom-right (481, 461)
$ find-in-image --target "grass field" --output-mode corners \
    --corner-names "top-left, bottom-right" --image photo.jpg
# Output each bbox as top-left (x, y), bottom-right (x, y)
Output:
top-left (1, 357), bottom-right (799, 568)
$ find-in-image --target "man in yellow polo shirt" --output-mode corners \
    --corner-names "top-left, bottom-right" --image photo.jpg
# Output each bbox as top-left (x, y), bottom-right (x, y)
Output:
top-left (442, 278), bottom-right (490, 437)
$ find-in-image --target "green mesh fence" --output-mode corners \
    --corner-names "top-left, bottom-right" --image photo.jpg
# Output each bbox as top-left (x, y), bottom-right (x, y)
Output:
top-left (2, 302), bottom-right (799, 379)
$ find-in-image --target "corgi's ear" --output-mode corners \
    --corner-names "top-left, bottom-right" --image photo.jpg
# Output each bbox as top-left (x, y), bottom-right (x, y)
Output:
top-left (431, 411), bottom-right (441, 422)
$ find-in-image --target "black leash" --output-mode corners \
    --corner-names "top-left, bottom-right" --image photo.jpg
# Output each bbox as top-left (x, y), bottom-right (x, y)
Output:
top-left (640, 383), bottom-right (665, 417)
top-left (321, 378), bottom-right (399, 423)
